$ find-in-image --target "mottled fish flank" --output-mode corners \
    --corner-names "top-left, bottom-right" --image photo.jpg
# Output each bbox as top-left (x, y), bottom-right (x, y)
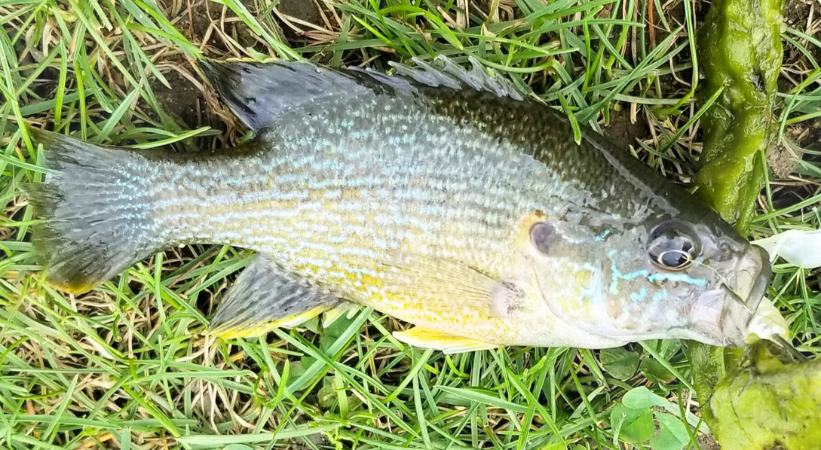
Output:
top-left (24, 56), bottom-right (785, 352)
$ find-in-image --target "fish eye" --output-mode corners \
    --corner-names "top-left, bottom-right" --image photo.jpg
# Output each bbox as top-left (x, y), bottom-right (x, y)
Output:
top-left (647, 220), bottom-right (701, 271)
top-left (530, 221), bottom-right (557, 255)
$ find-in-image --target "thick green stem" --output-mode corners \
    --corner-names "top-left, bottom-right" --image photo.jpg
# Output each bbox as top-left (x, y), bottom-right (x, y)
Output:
top-left (690, 1), bottom-right (821, 449)
top-left (689, 0), bottom-right (783, 401)
top-left (694, 0), bottom-right (782, 233)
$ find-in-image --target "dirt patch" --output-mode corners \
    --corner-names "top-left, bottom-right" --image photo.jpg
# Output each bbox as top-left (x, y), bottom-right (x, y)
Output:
top-left (275, 0), bottom-right (325, 46)
top-left (784, 0), bottom-right (814, 29)
top-left (162, 0), bottom-right (266, 54)
top-left (605, 107), bottom-right (651, 150)
top-left (767, 140), bottom-right (800, 179)
top-left (769, 119), bottom-right (820, 213)
top-left (698, 434), bottom-right (721, 450)
top-left (783, 0), bottom-right (820, 63)
top-left (278, 0), bottom-right (322, 25)
top-left (152, 64), bottom-right (205, 128)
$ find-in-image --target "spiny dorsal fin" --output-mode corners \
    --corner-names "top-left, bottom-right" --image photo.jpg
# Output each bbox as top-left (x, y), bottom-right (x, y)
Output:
top-left (387, 55), bottom-right (524, 101)
top-left (200, 59), bottom-right (372, 131)
top-left (209, 254), bottom-right (339, 338)
top-left (201, 56), bottom-right (526, 131)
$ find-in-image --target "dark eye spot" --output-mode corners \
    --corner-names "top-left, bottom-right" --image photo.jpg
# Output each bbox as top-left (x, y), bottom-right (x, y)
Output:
top-left (530, 222), bottom-right (557, 255)
top-left (659, 250), bottom-right (690, 267)
top-left (647, 220), bottom-right (701, 271)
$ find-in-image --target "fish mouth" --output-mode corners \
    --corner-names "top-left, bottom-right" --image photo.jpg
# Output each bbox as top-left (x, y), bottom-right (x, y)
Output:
top-left (687, 245), bottom-right (773, 346)
top-left (718, 245), bottom-right (773, 345)
top-left (744, 246), bottom-right (772, 314)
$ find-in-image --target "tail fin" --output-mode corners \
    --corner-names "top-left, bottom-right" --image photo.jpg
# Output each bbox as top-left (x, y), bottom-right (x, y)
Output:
top-left (22, 130), bottom-right (159, 294)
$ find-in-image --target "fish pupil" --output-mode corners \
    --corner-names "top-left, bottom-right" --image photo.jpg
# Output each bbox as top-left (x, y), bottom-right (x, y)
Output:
top-left (647, 220), bottom-right (700, 271)
top-left (660, 250), bottom-right (689, 268)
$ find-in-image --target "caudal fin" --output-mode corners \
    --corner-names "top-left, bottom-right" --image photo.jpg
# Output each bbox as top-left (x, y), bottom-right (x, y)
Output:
top-left (22, 129), bottom-right (159, 294)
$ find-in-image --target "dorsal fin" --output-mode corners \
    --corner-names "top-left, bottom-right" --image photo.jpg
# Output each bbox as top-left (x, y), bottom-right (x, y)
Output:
top-left (199, 60), bottom-right (372, 131)
top-left (200, 56), bottom-right (526, 131)
top-left (387, 56), bottom-right (524, 100)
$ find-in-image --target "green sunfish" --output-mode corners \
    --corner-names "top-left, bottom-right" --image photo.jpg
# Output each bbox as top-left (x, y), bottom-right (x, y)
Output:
top-left (24, 56), bottom-right (786, 352)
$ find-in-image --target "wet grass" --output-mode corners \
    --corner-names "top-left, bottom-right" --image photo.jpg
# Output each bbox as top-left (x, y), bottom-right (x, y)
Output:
top-left (0, 0), bottom-right (819, 449)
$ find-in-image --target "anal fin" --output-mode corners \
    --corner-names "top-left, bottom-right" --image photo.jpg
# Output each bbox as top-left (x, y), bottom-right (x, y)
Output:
top-left (209, 255), bottom-right (339, 339)
top-left (393, 327), bottom-right (499, 354)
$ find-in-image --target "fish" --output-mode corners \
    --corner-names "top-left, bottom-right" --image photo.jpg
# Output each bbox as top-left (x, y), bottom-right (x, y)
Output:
top-left (23, 56), bottom-right (787, 353)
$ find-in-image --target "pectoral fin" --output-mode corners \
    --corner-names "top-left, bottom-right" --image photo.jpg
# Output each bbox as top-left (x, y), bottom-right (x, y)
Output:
top-left (393, 327), bottom-right (499, 354)
top-left (209, 255), bottom-right (339, 338)
top-left (381, 255), bottom-right (526, 320)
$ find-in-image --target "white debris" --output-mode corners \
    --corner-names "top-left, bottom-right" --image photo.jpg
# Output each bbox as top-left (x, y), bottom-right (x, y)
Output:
top-left (753, 229), bottom-right (821, 269)
top-left (745, 297), bottom-right (789, 344)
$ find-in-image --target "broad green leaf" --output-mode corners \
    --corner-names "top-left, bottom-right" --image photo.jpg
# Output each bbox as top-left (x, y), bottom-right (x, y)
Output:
top-left (599, 347), bottom-right (639, 380)
top-left (640, 357), bottom-right (676, 384)
top-left (622, 386), bottom-right (667, 409)
top-left (649, 413), bottom-right (690, 450)
top-left (610, 404), bottom-right (653, 444)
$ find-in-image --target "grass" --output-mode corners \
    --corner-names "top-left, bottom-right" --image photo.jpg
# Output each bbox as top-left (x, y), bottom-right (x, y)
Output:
top-left (0, 0), bottom-right (819, 448)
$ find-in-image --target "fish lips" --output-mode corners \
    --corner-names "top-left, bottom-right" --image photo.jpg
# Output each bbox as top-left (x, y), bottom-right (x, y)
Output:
top-left (687, 245), bottom-right (772, 346)
top-left (744, 246), bottom-right (772, 314)
top-left (720, 245), bottom-right (773, 345)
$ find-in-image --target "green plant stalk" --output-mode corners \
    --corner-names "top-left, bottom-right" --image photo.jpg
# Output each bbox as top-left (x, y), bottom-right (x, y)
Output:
top-left (693, 0), bottom-right (782, 232)
top-left (688, 0), bottom-right (783, 402)
top-left (689, 1), bottom-right (821, 448)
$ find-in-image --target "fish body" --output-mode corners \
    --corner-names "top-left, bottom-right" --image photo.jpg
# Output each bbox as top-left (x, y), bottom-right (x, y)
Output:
top-left (26, 57), bottom-right (782, 351)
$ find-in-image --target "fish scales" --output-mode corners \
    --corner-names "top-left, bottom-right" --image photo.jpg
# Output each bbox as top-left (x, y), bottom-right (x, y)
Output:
top-left (26, 58), bottom-right (782, 349)
top-left (140, 93), bottom-right (648, 342)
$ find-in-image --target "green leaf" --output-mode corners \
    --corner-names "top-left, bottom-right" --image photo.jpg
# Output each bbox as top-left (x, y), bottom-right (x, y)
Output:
top-left (319, 310), bottom-right (355, 352)
top-left (649, 413), bottom-right (690, 450)
top-left (622, 386), bottom-right (667, 409)
top-left (640, 357), bottom-right (677, 384)
top-left (599, 347), bottom-right (639, 380)
top-left (538, 443), bottom-right (567, 450)
top-left (610, 404), bottom-right (654, 444)
top-left (623, 387), bottom-right (706, 431)
top-left (317, 376), bottom-right (337, 409)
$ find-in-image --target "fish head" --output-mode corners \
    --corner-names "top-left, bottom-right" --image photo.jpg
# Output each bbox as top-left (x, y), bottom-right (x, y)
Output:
top-left (516, 211), bottom-right (780, 346)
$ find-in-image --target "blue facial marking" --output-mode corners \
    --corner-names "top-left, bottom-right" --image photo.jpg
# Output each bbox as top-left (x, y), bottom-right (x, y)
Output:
top-left (652, 289), bottom-right (669, 303)
top-left (630, 287), bottom-right (648, 302)
top-left (607, 250), bottom-right (707, 297)
top-left (647, 272), bottom-right (707, 286)
top-left (608, 250), bottom-right (649, 294)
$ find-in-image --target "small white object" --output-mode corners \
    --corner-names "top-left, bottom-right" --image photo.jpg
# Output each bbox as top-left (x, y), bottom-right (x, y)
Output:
top-left (745, 297), bottom-right (789, 344)
top-left (753, 229), bottom-right (821, 269)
